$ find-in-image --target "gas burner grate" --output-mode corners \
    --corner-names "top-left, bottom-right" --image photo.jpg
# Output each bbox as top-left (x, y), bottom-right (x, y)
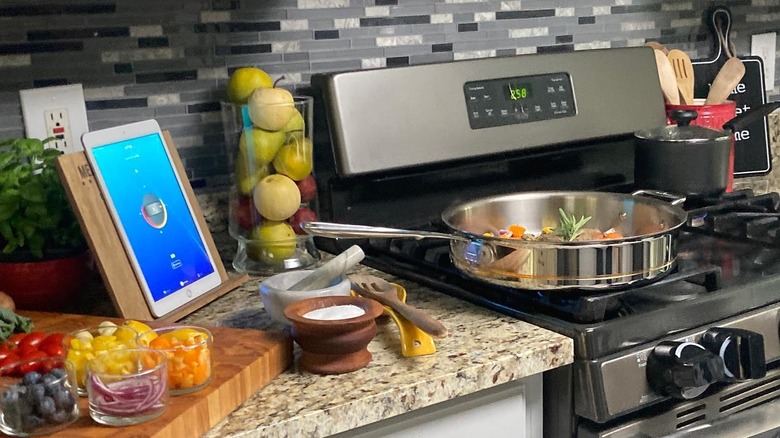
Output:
top-left (685, 190), bottom-right (780, 245)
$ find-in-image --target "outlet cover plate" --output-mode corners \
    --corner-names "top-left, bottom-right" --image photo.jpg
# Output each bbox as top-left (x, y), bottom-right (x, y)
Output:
top-left (19, 84), bottom-right (89, 154)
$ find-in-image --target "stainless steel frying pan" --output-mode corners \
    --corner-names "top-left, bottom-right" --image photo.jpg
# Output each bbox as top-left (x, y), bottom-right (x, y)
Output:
top-left (303, 191), bottom-right (688, 290)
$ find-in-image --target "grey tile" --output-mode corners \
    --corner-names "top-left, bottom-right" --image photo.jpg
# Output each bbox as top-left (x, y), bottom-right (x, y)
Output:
top-left (309, 47), bottom-right (384, 61)
top-left (86, 107), bottom-right (157, 122)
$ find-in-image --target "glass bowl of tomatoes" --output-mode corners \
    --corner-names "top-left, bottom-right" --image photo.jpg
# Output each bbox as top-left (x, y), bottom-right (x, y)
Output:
top-left (0, 356), bottom-right (79, 436)
top-left (137, 325), bottom-right (213, 396)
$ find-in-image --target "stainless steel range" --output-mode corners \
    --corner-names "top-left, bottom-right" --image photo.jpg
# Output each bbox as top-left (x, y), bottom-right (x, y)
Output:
top-left (308, 47), bottom-right (780, 437)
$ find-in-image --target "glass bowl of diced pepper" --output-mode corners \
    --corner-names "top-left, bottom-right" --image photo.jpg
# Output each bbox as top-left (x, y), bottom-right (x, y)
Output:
top-left (63, 324), bottom-right (139, 396)
top-left (136, 326), bottom-right (213, 396)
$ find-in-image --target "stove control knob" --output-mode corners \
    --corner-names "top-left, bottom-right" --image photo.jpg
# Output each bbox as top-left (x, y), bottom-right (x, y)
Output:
top-left (647, 341), bottom-right (725, 400)
top-left (701, 328), bottom-right (766, 381)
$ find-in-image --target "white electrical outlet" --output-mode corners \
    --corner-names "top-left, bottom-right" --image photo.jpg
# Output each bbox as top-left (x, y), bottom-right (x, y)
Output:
top-left (43, 109), bottom-right (72, 152)
top-left (19, 84), bottom-right (89, 154)
top-left (751, 32), bottom-right (777, 92)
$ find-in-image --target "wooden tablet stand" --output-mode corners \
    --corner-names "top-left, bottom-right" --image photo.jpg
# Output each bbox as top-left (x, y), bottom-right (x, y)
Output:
top-left (56, 131), bottom-right (247, 322)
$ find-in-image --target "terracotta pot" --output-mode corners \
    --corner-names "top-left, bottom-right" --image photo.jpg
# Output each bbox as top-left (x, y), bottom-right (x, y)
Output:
top-left (0, 247), bottom-right (90, 311)
top-left (284, 295), bottom-right (384, 375)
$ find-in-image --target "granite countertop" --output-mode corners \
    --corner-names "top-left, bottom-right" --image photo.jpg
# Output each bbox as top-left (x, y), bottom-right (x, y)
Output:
top-left (172, 238), bottom-right (573, 438)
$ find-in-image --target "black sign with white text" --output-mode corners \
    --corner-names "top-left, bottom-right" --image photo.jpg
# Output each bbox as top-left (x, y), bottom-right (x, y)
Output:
top-left (693, 57), bottom-right (771, 177)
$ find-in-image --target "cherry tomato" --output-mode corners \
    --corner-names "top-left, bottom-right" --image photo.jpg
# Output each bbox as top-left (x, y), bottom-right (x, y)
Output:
top-left (16, 345), bottom-right (40, 359)
top-left (39, 341), bottom-right (64, 358)
top-left (0, 352), bottom-right (20, 375)
top-left (38, 333), bottom-right (66, 357)
top-left (18, 332), bottom-right (47, 350)
top-left (0, 345), bottom-right (14, 360)
top-left (6, 333), bottom-right (27, 347)
top-left (18, 351), bottom-right (47, 375)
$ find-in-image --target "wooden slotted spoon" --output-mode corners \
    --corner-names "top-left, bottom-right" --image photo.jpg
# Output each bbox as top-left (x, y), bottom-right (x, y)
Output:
top-left (350, 274), bottom-right (448, 338)
top-left (667, 49), bottom-right (695, 104)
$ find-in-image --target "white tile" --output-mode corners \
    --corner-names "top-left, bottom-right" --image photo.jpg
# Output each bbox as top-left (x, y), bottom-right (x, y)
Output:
top-left (334, 18), bottom-right (360, 29)
top-left (365, 6), bottom-right (389, 17)
top-left (620, 21), bottom-right (655, 31)
top-left (431, 14), bottom-right (453, 24)
top-left (592, 6), bottom-right (611, 15)
top-left (509, 27), bottom-right (549, 38)
top-left (556, 8), bottom-right (575, 17)
top-left (516, 47), bottom-right (537, 55)
top-left (575, 41), bottom-right (611, 50)
top-left (272, 41), bottom-right (302, 53)
top-left (376, 35), bottom-right (424, 47)
top-left (298, 0), bottom-right (349, 8)
top-left (83, 86), bottom-right (126, 100)
top-left (129, 25), bottom-right (163, 37)
top-left (281, 20), bottom-right (309, 31)
top-left (500, 1), bottom-right (522, 11)
top-left (362, 58), bottom-right (386, 69)
top-left (475, 12), bottom-right (496, 22)
top-left (200, 11), bottom-right (230, 23)
top-left (0, 55), bottom-right (30, 67)
top-left (454, 50), bottom-right (495, 60)
top-left (197, 67), bottom-right (228, 80)
top-left (147, 94), bottom-right (181, 107)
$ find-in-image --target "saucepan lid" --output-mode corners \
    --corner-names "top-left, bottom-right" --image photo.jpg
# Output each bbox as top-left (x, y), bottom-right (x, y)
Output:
top-left (634, 110), bottom-right (729, 143)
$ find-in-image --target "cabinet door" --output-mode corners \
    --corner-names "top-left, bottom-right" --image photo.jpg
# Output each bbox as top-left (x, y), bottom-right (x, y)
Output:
top-left (336, 374), bottom-right (542, 438)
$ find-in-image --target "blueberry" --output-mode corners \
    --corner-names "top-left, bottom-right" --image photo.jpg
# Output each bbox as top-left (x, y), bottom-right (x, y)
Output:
top-left (48, 368), bottom-right (66, 380)
top-left (52, 390), bottom-right (74, 411)
top-left (0, 388), bottom-right (18, 408)
top-left (48, 409), bottom-right (71, 424)
top-left (28, 384), bottom-right (45, 404)
top-left (41, 374), bottom-right (60, 395)
top-left (21, 414), bottom-right (44, 431)
top-left (22, 372), bottom-right (42, 386)
top-left (37, 396), bottom-right (55, 419)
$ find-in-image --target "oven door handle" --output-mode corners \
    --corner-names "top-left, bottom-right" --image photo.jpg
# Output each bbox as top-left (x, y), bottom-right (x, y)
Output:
top-left (662, 398), bottom-right (780, 437)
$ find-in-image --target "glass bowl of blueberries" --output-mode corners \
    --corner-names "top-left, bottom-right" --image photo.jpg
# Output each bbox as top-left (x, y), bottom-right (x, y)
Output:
top-left (0, 356), bottom-right (79, 436)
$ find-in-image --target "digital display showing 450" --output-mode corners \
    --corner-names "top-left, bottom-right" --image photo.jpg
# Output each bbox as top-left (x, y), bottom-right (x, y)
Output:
top-left (507, 83), bottom-right (532, 100)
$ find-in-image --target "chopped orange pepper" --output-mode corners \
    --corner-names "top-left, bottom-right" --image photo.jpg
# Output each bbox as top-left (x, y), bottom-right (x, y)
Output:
top-left (507, 225), bottom-right (526, 238)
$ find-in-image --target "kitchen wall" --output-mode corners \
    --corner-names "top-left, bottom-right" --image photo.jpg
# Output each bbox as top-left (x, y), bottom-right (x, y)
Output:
top-left (0, 0), bottom-right (778, 190)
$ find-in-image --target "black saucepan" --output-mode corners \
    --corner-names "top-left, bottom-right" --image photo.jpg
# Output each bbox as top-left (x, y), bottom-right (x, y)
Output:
top-left (634, 101), bottom-right (780, 197)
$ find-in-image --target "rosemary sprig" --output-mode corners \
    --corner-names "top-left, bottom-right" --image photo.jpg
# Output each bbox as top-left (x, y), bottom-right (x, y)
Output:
top-left (555, 208), bottom-right (592, 241)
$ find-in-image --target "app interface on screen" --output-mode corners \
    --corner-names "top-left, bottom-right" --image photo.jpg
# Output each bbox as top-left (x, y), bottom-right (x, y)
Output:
top-left (92, 133), bottom-right (214, 302)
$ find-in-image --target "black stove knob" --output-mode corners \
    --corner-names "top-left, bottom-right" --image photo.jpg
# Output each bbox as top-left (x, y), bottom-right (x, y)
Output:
top-left (701, 328), bottom-right (766, 381)
top-left (647, 341), bottom-right (725, 400)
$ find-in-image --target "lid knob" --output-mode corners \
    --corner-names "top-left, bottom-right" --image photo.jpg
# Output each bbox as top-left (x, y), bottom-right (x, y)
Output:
top-left (669, 109), bottom-right (698, 127)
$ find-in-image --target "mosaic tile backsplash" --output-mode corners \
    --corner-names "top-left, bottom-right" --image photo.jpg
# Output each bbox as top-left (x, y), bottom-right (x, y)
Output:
top-left (0, 0), bottom-right (778, 189)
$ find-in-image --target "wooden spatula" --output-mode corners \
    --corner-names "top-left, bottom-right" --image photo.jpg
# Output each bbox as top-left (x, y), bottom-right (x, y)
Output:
top-left (668, 49), bottom-right (695, 104)
top-left (654, 49), bottom-right (680, 105)
top-left (704, 56), bottom-right (745, 104)
top-left (646, 41), bottom-right (669, 55)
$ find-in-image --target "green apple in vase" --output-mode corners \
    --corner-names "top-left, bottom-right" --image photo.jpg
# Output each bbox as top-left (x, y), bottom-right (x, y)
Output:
top-left (248, 78), bottom-right (296, 131)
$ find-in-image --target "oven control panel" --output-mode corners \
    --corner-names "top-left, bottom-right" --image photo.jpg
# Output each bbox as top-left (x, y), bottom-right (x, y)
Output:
top-left (463, 72), bottom-right (576, 129)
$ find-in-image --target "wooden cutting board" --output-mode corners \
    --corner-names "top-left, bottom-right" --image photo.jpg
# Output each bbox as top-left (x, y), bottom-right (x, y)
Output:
top-left (17, 311), bottom-right (293, 437)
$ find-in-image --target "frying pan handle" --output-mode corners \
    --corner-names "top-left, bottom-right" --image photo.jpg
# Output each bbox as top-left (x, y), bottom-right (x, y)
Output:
top-left (300, 221), bottom-right (470, 242)
top-left (723, 101), bottom-right (780, 132)
top-left (632, 190), bottom-right (687, 206)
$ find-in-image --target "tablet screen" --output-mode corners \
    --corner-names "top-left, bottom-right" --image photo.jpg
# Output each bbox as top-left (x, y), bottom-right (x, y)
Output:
top-left (91, 132), bottom-right (215, 302)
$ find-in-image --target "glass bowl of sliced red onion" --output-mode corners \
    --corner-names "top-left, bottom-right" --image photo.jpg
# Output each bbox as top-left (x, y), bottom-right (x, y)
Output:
top-left (85, 348), bottom-right (168, 426)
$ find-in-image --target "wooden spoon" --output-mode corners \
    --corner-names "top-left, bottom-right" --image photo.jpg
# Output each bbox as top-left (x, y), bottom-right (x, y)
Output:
top-left (646, 41), bottom-right (669, 55)
top-left (668, 49), bottom-right (695, 104)
top-left (654, 49), bottom-right (680, 105)
top-left (704, 57), bottom-right (745, 104)
top-left (350, 274), bottom-right (448, 338)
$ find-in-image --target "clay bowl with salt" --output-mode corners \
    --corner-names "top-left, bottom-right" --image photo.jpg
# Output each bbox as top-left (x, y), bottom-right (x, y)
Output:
top-left (284, 295), bottom-right (384, 375)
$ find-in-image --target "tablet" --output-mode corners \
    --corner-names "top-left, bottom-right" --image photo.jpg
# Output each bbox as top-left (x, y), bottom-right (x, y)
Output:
top-left (82, 120), bottom-right (221, 317)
